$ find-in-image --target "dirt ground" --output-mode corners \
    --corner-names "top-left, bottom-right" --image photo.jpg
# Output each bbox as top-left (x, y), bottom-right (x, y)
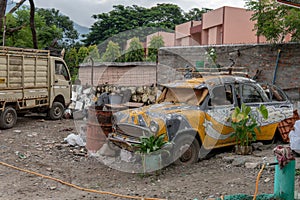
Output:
top-left (0, 115), bottom-right (299, 200)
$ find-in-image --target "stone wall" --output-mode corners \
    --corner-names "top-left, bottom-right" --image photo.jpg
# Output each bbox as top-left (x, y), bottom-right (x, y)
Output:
top-left (157, 43), bottom-right (300, 100)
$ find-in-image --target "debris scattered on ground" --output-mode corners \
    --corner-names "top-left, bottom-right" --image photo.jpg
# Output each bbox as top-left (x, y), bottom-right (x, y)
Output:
top-left (59, 127), bottom-right (74, 132)
top-left (64, 133), bottom-right (86, 147)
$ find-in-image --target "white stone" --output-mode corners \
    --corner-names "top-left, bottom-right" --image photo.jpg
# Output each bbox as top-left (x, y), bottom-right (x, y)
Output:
top-left (245, 162), bottom-right (259, 169)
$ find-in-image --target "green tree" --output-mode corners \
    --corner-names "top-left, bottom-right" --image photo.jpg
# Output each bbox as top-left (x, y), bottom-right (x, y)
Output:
top-left (5, 7), bottom-right (62, 48)
top-left (246, 0), bottom-right (300, 43)
top-left (184, 8), bottom-right (212, 21)
top-left (125, 37), bottom-right (144, 62)
top-left (77, 46), bottom-right (89, 64)
top-left (36, 8), bottom-right (79, 46)
top-left (147, 35), bottom-right (164, 62)
top-left (102, 41), bottom-right (121, 62)
top-left (88, 45), bottom-right (100, 61)
top-left (84, 4), bottom-right (187, 46)
top-left (65, 47), bottom-right (78, 82)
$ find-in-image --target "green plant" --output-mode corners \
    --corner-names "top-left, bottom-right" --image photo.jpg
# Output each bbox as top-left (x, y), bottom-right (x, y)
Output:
top-left (230, 103), bottom-right (268, 147)
top-left (134, 134), bottom-right (168, 154)
top-left (133, 134), bottom-right (170, 173)
top-left (206, 47), bottom-right (217, 63)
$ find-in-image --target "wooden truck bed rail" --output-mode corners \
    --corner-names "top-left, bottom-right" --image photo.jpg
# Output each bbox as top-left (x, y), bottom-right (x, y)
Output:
top-left (0, 46), bottom-right (50, 57)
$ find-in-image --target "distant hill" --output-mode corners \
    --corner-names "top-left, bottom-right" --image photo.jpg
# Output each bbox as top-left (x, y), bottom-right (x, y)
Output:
top-left (74, 23), bottom-right (90, 41)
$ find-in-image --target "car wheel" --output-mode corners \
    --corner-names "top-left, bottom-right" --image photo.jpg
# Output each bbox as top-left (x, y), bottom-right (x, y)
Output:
top-left (48, 102), bottom-right (64, 120)
top-left (173, 134), bottom-right (200, 165)
top-left (0, 107), bottom-right (17, 129)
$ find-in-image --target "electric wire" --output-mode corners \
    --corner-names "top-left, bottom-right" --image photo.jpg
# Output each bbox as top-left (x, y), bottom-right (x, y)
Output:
top-left (0, 161), bottom-right (166, 200)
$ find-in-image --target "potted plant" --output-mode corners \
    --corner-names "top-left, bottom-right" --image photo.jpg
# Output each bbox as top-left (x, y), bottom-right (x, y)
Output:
top-left (133, 134), bottom-right (170, 173)
top-left (230, 103), bottom-right (268, 155)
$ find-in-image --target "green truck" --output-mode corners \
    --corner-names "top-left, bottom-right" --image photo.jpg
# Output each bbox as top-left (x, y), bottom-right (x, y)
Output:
top-left (0, 46), bottom-right (71, 129)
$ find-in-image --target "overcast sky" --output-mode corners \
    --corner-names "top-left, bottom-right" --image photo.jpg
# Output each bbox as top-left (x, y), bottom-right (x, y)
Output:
top-left (30, 0), bottom-right (246, 28)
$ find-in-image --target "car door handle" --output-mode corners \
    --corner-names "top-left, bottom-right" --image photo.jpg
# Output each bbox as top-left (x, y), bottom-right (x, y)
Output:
top-left (279, 105), bottom-right (290, 108)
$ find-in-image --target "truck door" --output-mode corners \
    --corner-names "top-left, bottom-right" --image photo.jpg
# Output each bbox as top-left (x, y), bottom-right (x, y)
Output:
top-left (53, 60), bottom-right (71, 106)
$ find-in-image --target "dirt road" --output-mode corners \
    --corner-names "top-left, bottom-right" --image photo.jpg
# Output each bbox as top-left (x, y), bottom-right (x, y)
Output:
top-left (0, 115), bottom-right (298, 200)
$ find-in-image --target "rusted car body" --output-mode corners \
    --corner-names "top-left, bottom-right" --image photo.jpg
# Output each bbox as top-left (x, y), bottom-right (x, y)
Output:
top-left (109, 76), bottom-right (294, 164)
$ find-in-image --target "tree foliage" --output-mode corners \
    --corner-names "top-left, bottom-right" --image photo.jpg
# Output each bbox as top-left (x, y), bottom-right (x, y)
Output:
top-left (184, 8), bottom-right (212, 21)
top-left (148, 35), bottom-right (164, 62)
top-left (5, 7), bottom-right (62, 48)
top-left (102, 41), bottom-right (121, 62)
top-left (36, 8), bottom-right (79, 46)
top-left (64, 47), bottom-right (78, 82)
top-left (88, 45), bottom-right (100, 61)
top-left (125, 37), bottom-right (144, 62)
top-left (84, 4), bottom-right (187, 46)
top-left (77, 46), bottom-right (89, 64)
top-left (2, 6), bottom-right (79, 48)
top-left (246, 0), bottom-right (300, 43)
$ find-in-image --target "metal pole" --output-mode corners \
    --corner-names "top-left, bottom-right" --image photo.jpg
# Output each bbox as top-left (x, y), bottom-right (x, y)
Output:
top-left (2, 16), bottom-right (6, 46)
top-left (89, 57), bottom-right (94, 86)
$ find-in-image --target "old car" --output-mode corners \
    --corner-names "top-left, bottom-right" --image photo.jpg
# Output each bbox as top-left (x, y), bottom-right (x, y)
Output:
top-left (108, 75), bottom-right (294, 165)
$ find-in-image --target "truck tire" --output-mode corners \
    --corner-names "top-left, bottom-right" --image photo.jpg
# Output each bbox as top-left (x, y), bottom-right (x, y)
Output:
top-left (173, 134), bottom-right (200, 165)
top-left (48, 102), bottom-right (64, 120)
top-left (0, 107), bottom-right (17, 129)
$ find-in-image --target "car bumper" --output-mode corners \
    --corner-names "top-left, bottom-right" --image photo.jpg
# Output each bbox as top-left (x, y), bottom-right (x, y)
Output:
top-left (108, 133), bottom-right (141, 152)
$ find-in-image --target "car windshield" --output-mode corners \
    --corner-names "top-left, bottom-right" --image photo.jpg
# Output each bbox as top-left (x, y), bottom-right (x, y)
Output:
top-left (157, 87), bottom-right (208, 105)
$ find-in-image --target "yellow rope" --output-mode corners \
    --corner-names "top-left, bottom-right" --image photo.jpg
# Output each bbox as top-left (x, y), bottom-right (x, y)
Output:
top-left (253, 163), bottom-right (265, 200)
top-left (0, 161), bottom-right (166, 200)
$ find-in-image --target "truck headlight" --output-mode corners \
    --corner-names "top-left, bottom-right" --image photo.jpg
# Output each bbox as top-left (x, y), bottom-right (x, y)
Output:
top-left (149, 121), bottom-right (159, 133)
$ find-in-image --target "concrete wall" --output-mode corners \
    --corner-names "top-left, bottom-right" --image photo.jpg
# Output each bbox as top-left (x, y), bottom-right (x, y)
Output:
top-left (157, 43), bottom-right (300, 100)
top-left (79, 62), bottom-right (156, 87)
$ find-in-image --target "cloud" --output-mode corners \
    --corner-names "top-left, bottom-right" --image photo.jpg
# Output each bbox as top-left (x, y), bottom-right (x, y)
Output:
top-left (33, 0), bottom-right (245, 27)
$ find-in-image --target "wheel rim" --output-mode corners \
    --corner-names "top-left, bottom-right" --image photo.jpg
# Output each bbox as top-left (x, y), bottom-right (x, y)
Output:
top-left (5, 111), bottom-right (15, 124)
top-left (53, 107), bottom-right (62, 117)
top-left (178, 144), bottom-right (193, 163)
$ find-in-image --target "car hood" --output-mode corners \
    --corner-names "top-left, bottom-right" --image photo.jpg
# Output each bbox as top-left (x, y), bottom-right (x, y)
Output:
top-left (113, 102), bottom-right (203, 127)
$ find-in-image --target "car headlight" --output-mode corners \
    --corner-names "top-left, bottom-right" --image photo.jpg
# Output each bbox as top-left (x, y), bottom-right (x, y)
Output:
top-left (149, 121), bottom-right (159, 133)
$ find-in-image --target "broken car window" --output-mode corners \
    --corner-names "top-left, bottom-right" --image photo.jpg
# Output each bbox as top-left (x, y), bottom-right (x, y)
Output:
top-left (157, 87), bottom-right (208, 105)
top-left (209, 85), bottom-right (233, 106)
top-left (241, 84), bottom-right (265, 103)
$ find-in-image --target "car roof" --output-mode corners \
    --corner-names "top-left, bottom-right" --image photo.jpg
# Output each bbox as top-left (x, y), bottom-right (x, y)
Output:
top-left (160, 75), bottom-right (255, 89)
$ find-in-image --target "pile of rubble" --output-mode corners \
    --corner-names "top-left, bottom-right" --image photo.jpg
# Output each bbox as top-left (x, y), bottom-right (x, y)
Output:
top-left (64, 84), bottom-right (159, 119)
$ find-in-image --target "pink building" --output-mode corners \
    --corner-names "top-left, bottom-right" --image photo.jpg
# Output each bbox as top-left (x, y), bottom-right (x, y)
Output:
top-left (176, 6), bottom-right (268, 46)
top-left (175, 21), bottom-right (202, 46)
top-left (201, 6), bottom-right (266, 45)
top-left (146, 31), bottom-right (175, 55)
top-left (146, 31), bottom-right (175, 47)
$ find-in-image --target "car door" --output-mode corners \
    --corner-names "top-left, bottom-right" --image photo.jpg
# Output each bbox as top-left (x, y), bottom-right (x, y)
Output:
top-left (202, 84), bottom-right (236, 149)
top-left (238, 82), bottom-right (294, 141)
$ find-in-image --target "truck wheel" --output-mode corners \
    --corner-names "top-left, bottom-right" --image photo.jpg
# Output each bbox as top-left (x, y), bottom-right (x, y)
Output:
top-left (48, 102), bottom-right (64, 120)
top-left (173, 134), bottom-right (200, 165)
top-left (0, 107), bottom-right (17, 129)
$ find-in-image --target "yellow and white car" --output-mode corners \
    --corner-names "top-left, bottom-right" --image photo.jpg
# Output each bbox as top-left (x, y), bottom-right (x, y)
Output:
top-left (109, 76), bottom-right (294, 165)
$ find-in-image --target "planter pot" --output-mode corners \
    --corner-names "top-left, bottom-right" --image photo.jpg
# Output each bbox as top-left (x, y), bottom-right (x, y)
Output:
top-left (235, 145), bottom-right (253, 155)
top-left (142, 153), bottom-right (162, 173)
